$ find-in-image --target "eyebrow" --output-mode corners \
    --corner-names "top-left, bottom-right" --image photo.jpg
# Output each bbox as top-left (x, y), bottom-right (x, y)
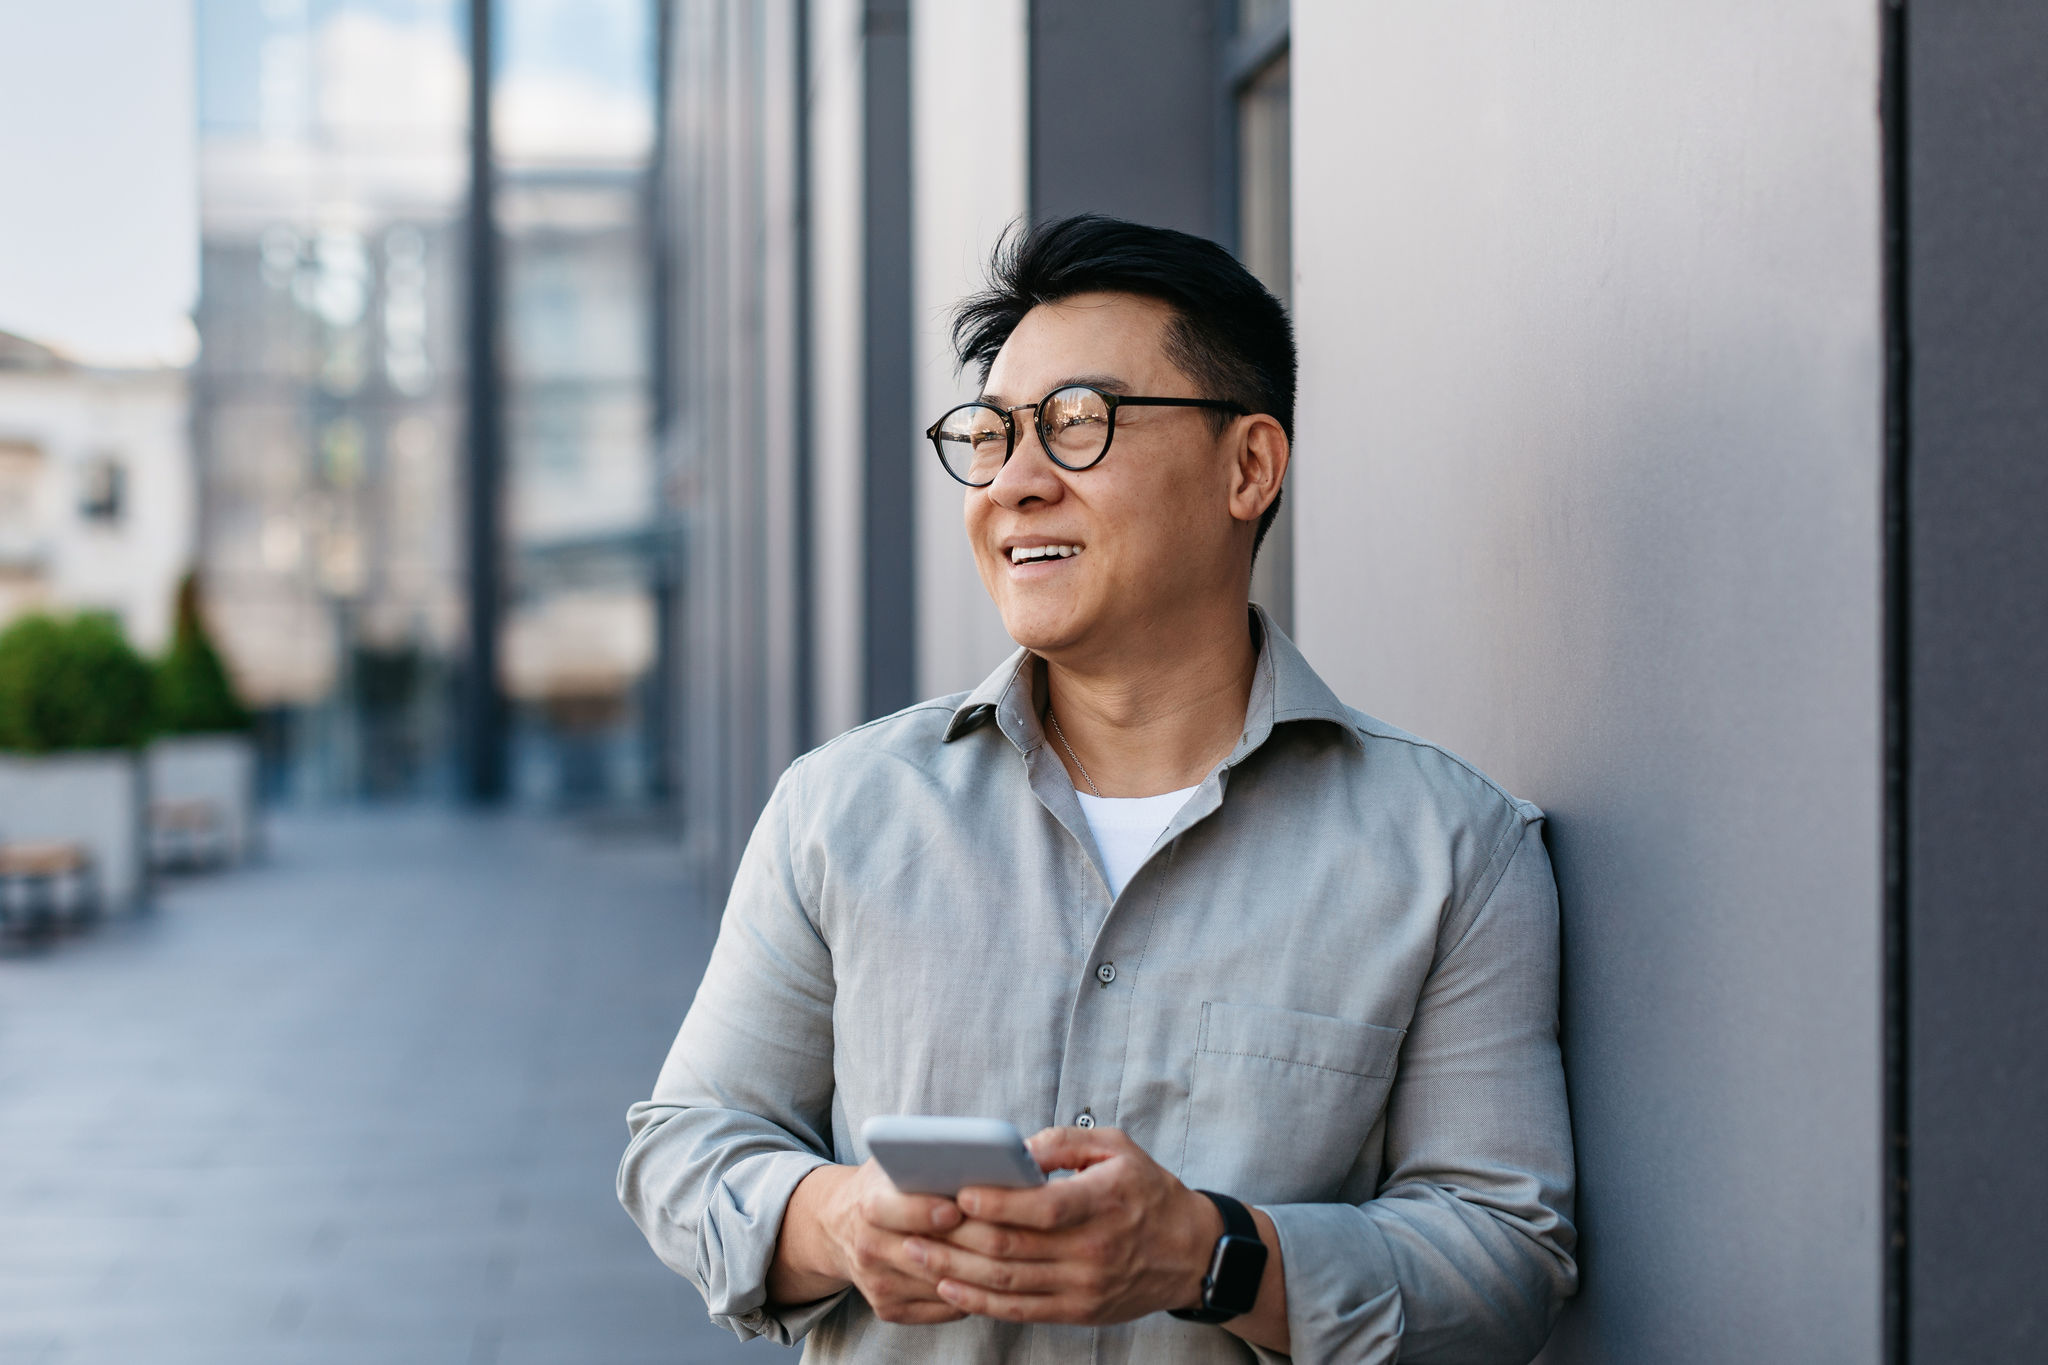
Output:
top-left (977, 373), bottom-right (1131, 406)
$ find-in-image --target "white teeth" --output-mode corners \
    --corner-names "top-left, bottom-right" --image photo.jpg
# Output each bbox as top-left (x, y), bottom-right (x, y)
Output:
top-left (1008, 544), bottom-right (1080, 564)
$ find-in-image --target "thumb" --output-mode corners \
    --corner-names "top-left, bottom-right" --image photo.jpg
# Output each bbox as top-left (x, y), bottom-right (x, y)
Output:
top-left (1026, 1124), bottom-right (1128, 1173)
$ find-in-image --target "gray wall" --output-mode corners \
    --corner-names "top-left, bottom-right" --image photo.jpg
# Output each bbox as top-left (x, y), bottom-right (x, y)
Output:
top-left (1904, 4), bottom-right (2048, 1356)
top-left (661, 0), bottom-right (927, 887)
top-left (1291, 4), bottom-right (1885, 1360)
top-left (661, 0), bottom-right (807, 886)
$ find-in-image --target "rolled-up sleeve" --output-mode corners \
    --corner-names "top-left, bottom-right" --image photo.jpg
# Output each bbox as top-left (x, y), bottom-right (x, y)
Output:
top-left (1263, 812), bottom-right (1578, 1364)
top-left (617, 762), bottom-right (848, 1344)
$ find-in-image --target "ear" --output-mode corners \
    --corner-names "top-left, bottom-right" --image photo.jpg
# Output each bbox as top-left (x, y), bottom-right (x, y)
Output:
top-left (1226, 414), bottom-right (1290, 526)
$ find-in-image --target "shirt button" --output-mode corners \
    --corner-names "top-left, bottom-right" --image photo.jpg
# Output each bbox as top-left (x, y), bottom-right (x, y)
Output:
top-left (1074, 1110), bottom-right (1095, 1129)
top-left (1095, 962), bottom-right (1117, 985)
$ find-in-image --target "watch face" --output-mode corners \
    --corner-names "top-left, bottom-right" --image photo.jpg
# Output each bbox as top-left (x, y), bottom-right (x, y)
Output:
top-left (1208, 1233), bottom-right (1269, 1316)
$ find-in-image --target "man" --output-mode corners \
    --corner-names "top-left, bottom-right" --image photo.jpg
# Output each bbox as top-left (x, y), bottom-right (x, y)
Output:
top-left (620, 215), bottom-right (1576, 1362)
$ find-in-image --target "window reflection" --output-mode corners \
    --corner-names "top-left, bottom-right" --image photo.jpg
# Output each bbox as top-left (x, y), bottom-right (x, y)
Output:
top-left (1234, 10), bottom-right (1293, 630)
top-left (193, 0), bottom-right (661, 804)
top-left (1237, 0), bottom-right (1289, 38)
top-left (1238, 53), bottom-right (1291, 304)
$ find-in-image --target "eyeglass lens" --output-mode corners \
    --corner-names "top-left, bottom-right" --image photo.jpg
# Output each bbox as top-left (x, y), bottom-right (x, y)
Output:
top-left (934, 403), bottom-right (1012, 486)
top-left (933, 386), bottom-right (1113, 486)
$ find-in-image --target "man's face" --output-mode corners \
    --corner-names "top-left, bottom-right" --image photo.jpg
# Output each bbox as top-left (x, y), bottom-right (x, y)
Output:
top-left (966, 291), bottom-right (1254, 660)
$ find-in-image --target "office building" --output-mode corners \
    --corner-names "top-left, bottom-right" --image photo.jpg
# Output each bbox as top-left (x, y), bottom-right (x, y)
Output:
top-left (0, 330), bottom-right (194, 652)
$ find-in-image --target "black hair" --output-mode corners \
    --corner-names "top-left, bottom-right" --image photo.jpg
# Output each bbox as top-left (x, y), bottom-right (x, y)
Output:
top-left (949, 214), bottom-right (1297, 555)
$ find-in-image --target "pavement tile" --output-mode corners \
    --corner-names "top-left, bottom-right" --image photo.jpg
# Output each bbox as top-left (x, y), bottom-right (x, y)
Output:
top-left (0, 810), bottom-right (789, 1362)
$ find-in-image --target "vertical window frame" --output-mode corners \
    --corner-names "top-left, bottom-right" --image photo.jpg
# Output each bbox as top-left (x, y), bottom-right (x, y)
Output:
top-left (1216, 1), bottom-right (1292, 260)
top-left (1217, 1), bottom-right (1295, 631)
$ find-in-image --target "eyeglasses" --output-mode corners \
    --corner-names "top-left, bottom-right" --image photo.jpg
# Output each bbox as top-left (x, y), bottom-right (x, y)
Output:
top-left (925, 384), bottom-right (1249, 488)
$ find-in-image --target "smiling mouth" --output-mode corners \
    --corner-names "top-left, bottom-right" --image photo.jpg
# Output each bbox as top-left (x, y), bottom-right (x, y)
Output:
top-left (1008, 544), bottom-right (1081, 566)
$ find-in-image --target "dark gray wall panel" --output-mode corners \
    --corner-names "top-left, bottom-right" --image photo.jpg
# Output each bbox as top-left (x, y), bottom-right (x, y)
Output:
top-left (1029, 0), bottom-right (1219, 234)
top-left (862, 0), bottom-right (917, 717)
top-left (1291, 5), bottom-right (1885, 1359)
top-left (1905, 4), bottom-right (2048, 1358)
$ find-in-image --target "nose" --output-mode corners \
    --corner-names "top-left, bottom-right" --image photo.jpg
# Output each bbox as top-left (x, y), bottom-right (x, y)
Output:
top-left (983, 411), bottom-right (1067, 511)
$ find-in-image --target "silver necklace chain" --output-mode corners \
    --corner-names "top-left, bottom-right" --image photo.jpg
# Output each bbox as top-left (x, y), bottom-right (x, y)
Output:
top-left (1046, 709), bottom-right (1103, 798)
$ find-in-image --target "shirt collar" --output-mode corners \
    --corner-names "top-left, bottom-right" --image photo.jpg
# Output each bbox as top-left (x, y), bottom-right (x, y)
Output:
top-left (942, 604), bottom-right (1354, 756)
top-left (942, 645), bottom-right (1039, 748)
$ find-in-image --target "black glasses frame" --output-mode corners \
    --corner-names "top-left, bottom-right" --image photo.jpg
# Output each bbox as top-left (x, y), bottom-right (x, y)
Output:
top-left (925, 384), bottom-right (1250, 488)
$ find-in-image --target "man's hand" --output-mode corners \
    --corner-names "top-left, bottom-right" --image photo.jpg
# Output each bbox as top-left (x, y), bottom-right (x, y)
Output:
top-left (769, 1160), bottom-right (968, 1324)
top-left (900, 1126), bottom-right (1221, 1326)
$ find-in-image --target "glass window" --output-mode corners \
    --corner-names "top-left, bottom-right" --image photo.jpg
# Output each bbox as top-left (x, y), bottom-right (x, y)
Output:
top-left (1236, 40), bottom-right (1293, 629)
top-left (1237, 0), bottom-right (1289, 36)
top-left (1237, 52), bottom-right (1291, 304)
top-left (78, 455), bottom-right (126, 523)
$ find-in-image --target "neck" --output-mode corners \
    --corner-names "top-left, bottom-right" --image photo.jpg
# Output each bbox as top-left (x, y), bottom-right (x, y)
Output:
top-left (1041, 600), bottom-right (1258, 798)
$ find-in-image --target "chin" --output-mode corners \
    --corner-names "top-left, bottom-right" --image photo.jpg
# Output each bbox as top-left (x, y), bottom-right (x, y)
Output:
top-left (995, 598), bottom-right (1091, 656)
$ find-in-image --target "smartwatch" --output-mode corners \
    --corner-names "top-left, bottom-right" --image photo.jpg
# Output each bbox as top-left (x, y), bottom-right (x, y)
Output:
top-left (1167, 1190), bottom-right (1269, 1324)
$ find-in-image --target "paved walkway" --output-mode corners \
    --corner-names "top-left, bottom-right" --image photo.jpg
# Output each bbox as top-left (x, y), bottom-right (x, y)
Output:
top-left (0, 810), bottom-right (784, 1365)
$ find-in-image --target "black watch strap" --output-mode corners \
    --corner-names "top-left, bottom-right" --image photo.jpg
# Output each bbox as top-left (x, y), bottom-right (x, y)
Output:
top-left (1167, 1190), bottom-right (1269, 1325)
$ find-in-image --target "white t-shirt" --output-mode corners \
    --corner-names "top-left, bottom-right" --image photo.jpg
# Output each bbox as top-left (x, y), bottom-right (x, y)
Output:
top-left (1075, 786), bottom-right (1200, 900)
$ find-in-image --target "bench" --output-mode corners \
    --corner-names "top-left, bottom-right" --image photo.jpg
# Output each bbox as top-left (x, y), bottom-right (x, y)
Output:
top-left (149, 797), bottom-right (229, 871)
top-left (0, 839), bottom-right (98, 935)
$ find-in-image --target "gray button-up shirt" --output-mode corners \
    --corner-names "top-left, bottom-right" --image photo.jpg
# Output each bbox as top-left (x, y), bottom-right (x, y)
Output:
top-left (620, 611), bottom-right (1576, 1363)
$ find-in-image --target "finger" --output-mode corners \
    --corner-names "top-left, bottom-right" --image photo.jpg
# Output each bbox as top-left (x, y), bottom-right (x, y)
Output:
top-left (904, 1237), bottom-right (1071, 1296)
top-left (956, 1176), bottom-right (1098, 1231)
top-left (941, 1218), bottom-right (1062, 1261)
top-left (1026, 1125), bottom-right (1133, 1172)
top-left (861, 1184), bottom-right (964, 1234)
top-left (935, 1278), bottom-right (1075, 1324)
top-left (846, 1227), bottom-right (952, 1291)
top-left (880, 1240), bottom-right (950, 1287)
top-left (871, 1270), bottom-right (959, 1305)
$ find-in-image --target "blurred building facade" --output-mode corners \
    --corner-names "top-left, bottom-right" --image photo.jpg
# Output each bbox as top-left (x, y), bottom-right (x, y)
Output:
top-left (653, 1), bottom-right (2048, 1359)
top-left (192, 0), bottom-right (662, 804)
top-left (193, 0), bottom-right (471, 799)
top-left (0, 331), bottom-right (195, 652)
top-left (499, 162), bottom-right (663, 806)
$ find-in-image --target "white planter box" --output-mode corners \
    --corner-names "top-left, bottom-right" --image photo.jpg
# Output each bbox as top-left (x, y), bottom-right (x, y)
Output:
top-left (146, 733), bottom-right (258, 867)
top-left (0, 750), bottom-right (147, 912)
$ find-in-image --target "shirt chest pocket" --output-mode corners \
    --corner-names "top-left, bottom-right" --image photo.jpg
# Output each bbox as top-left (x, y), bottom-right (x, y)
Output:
top-left (1176, 1001), bottom-right (1406, 1205)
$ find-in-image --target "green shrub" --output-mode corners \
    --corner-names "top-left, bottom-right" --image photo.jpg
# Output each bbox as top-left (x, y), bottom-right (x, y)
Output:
top-left (0, 611), bottom-right (157, 753)
top-left (153, 574), bottom-right (251, 735)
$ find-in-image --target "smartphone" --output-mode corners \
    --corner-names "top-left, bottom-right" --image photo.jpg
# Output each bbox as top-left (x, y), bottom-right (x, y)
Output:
top-left (860, 1115), bottom-right (1048, 1197)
